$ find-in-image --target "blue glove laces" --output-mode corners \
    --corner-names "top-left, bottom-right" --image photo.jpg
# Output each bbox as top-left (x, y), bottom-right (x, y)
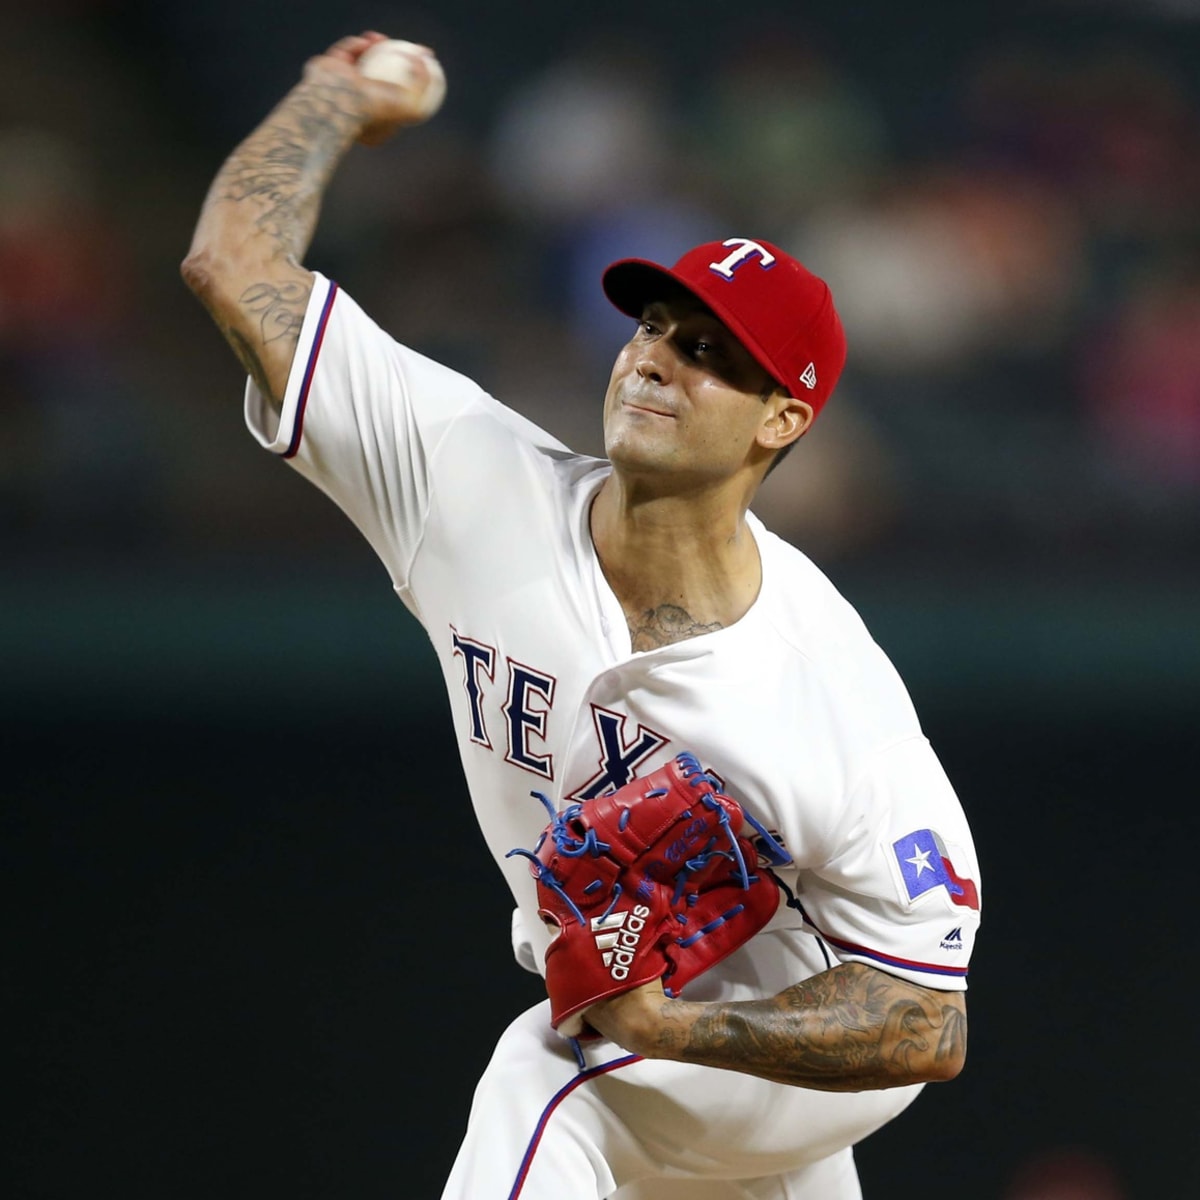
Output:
top-left (506, 753), bottom-right (791, 938)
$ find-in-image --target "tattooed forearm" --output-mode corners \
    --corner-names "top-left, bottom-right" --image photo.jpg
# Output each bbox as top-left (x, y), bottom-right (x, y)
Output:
top-left (209, 78), bottom-right (368, 263)
top-left (182, 73), bottom-right (362, 405)
top-left (627, 604), bottom-right (723, 651)
top-left (657, 963), bottom-right (967, 1091)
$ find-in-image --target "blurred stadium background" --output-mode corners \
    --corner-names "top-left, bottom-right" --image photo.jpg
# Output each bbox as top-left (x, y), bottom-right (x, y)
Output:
top-left (4, 1), bottom-right (1198, 1197)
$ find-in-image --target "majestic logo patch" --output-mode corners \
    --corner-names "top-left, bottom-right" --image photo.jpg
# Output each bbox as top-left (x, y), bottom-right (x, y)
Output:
top-left (591, 904), bottom-right (652, 980)
top-left (940, 926), bottom-right (964, 950)
top-left (799, 362), bottom-right (818, 390)
top-left (892, 830), bottom-right (979, 910)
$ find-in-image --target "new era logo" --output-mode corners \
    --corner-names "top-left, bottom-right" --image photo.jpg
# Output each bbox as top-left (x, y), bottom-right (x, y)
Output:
top-left (799, 362), bottom-right (817, 390)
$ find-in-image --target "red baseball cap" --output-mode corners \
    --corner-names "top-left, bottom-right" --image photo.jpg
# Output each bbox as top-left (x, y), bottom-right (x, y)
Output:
top-left (601, 236), bottom-right (846, 416)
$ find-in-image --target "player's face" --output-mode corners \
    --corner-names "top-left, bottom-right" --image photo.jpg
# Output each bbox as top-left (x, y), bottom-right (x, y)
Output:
top-left (602, 287), bottom-right (790, 483)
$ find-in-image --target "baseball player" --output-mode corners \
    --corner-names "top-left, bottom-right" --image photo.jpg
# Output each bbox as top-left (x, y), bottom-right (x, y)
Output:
top-left (182, 33), bottom-right (981, 1200)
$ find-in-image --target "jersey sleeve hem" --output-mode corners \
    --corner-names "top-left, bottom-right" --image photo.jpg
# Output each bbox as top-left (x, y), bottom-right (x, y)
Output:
top-left (788, 892), bottom-right (970, 991)
top-left (243, 273), bottom-right (338, 456)
top-left (822, 933), bottom-right (970, 988)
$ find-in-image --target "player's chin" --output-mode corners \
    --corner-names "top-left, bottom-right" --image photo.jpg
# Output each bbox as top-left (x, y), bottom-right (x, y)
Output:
top-left (605, 441), bottom-right (674, 477)
top-left (604, 421), bottom-right (678, 470)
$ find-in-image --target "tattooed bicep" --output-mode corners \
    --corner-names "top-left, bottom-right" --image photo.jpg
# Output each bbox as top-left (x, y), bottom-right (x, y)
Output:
top-left (241, 279), bottom-right (310, 347)
top-left (201, 273), bottom-right (311, 410)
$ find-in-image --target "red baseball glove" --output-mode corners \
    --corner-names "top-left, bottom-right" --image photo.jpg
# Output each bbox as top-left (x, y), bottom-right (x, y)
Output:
top-left (507, 752), bottom-right (791, 1038)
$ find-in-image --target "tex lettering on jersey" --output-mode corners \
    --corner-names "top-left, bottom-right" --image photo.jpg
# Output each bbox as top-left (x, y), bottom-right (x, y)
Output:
top-left (450, 627), bottom-right (668, 793)
top-left (566, 706), bottom-right (669, 800)
top-left (451, 627), bottom-right (558, 779)
top-left (892, 829), bottom-right (979, 910)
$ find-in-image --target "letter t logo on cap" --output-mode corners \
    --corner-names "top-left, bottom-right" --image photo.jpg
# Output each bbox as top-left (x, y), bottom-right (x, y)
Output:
top-left (708, 237), bottom-right (777, 280)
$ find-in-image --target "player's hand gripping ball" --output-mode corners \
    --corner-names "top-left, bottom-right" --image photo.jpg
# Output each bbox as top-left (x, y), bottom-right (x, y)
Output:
top-left (356, 39), bottom-right (446, 120)
top-left (507, 753), bottom-right (791, 1038)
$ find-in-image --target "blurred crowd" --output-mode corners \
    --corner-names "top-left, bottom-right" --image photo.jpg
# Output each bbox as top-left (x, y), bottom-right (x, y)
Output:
top-left (2, 2), bottom-right (1199, 574)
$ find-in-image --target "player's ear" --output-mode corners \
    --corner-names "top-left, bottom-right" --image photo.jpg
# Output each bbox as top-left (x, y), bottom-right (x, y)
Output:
top-left (757, 392), bottom-right (814, 454)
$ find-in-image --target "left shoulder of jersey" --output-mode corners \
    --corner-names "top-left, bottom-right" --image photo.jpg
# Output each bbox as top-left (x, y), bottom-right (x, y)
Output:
top-left (750, 517), bottom-right (879, 655)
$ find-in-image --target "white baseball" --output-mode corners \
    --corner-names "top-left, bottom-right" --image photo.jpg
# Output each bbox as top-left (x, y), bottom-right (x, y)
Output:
top-left (357, 40), bottom-right (447, 119)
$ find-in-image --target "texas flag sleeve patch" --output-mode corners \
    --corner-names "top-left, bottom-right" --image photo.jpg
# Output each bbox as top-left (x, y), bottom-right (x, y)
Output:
top-left (892, 829), bottom-right (980, 910)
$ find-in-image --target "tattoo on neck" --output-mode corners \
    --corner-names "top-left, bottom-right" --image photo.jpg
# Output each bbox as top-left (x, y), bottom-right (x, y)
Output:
top-left (627, 604), bottom-right (723, 651)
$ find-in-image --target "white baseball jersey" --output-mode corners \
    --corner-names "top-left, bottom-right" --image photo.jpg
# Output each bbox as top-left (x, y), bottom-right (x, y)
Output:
top-left (244, 273), bottom-right (982, 1197)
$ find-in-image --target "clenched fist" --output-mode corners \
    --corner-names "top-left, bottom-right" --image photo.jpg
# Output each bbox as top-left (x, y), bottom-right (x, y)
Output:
top-left (304, 32), bottom-right (446, 145)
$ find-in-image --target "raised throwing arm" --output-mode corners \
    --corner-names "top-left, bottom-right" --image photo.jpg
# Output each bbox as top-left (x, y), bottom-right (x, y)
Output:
top-left (585, 962), bottom-right (967, 1091)
top-left (180, 33), bottom-right (442, 408)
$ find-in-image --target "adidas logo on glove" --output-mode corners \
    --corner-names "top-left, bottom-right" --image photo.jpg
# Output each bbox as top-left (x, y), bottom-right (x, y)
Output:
top-left (591, 906), bottom-right (652, 981)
